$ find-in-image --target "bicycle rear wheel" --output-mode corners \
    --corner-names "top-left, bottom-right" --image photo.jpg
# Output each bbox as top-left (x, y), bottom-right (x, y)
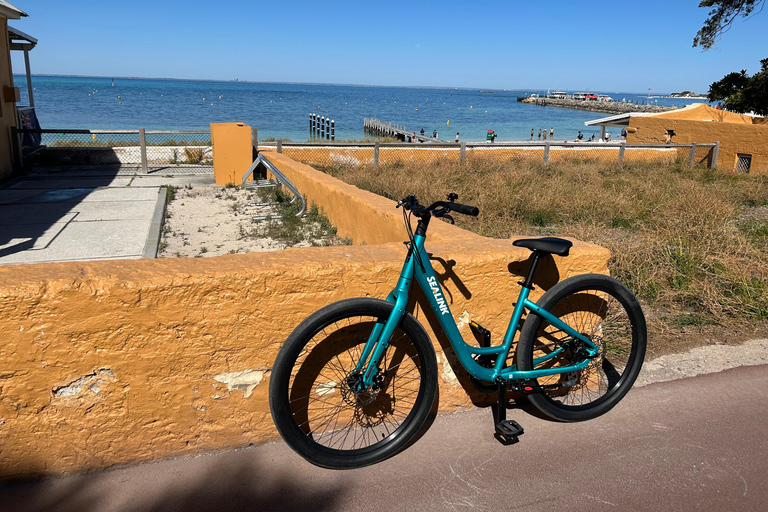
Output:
top-left (517, 274), bottom-right (646, 422)
top-left (269, 298), bottom-right (437, 469)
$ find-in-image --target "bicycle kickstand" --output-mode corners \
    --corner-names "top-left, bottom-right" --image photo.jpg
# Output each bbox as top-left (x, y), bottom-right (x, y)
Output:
top-left (494, 379), bottom-right (524, 445)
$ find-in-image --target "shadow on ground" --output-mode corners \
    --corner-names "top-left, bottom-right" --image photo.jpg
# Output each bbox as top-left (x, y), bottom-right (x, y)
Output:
top-left (0, 451), bottom-right (345, 512)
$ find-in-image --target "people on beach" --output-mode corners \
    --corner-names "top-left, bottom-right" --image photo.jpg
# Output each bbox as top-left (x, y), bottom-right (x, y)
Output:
top-left (621, 128), bottom-right (627, 140)
top-left (433, 129), bottom-right (438, 139)
top-left (543, 129), bottom-right (547, 140)
top-left (420, 128), bottom-right (425, 136)
top-left (577, 130), bottom-right (583, 141)
top-left (455, 132), bottom-right (460, 143)
top-left (530, 128), bottom-right (534, 140)
top-left (550, 127), bottom-right (554, 139)
top-left (412, 132), bottom-right (417, 143)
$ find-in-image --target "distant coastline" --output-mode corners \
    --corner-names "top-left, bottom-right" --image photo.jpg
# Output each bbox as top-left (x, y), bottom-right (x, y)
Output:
top-left (15, 73), bottom-right (678, 97)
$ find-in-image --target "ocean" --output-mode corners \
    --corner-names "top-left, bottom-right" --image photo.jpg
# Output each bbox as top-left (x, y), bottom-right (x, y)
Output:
top-left (13, 75), bottom-right (709, 142)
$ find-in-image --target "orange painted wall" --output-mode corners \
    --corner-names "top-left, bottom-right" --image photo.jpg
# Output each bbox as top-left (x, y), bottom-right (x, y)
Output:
top-left (0, 151), bottom-right (610, 478)
top-left (211, 123), bottom-right (253, 185)
top-left (627, 115), bottom-right (768, 173)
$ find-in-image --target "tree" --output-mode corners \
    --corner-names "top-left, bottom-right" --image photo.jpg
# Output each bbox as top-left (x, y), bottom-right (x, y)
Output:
top-left (707, 58), bottom-right (768, 115)
top-left (693, 0), bottom-right (765, 49)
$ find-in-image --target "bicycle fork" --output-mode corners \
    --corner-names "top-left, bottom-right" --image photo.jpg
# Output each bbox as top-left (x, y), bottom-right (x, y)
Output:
top-left (353, 257), bottom-right (414, 389)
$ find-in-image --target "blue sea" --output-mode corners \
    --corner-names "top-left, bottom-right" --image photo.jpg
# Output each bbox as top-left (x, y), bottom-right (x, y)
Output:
top-left (13, 75), bottom-right (709, 142)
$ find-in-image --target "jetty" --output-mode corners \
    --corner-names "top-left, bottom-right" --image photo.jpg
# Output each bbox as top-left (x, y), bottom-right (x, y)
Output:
top-left (363, 118), bottom-right (448, 143)
top-left (524, 97), bottom-right (675, 115)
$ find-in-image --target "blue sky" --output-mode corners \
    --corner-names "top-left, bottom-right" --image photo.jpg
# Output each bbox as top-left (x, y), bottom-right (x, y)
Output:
top-left (9, 0), bottom-right (768, 94)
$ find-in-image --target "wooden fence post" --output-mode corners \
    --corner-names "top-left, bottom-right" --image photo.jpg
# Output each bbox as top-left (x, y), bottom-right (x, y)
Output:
top-left (543, 141), bottom-right (551, 163)
top-left (374, 141), bottom-right (379, 170)
top-left (460, 141), bottom-right (466, 163)
top-left (618, 142), bottom-right (626, 164)
top-left (688, 142), bottom-right (697, 167)
top-left (711, 142), bottom-right (720, 169)
top-left (277, 139), bottom-right (283, 154)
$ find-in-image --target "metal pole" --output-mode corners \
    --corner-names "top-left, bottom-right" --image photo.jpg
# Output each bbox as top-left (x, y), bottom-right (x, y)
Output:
top-left (460, 141), bottom-right (466, 163)
top-left (711, 142), bottom-right (720, 169)
top-left (618, 142), bottom-right (626, 163)
top-left (688, 142), bottom-right (697, 167)
top-left (320, 116), bottom-right (325, 137)
top-left (543, 141), bottom-right (551, 163)
top-left (331, 120), bottom-right (335, 141)
top-left (277, 139), bottom-right (283, 154)
top-left (139, 127), bottom-right (148, 174)
top-left (326, 117), bottom-right (330, 140)
top-left (374, 141), bottom-right (379, 170)
top-left (24, 49), bottom-right (34, 108)
top-left (251, 126), bottom-right (258, 159)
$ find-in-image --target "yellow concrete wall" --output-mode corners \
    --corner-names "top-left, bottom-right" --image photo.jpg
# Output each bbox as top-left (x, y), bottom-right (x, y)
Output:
top-left (211, 122), bottom-right (253, 185)
top-left (627, 116), bottom-right (768, 173)
top-left (0, 150), bottom-right (610, 478)
top-left (0, 18), bottom-right (17, 180)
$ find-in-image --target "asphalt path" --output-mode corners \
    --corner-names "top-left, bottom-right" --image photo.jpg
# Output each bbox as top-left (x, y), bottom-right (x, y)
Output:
top-left (1, 365), bottom-right (766, 512)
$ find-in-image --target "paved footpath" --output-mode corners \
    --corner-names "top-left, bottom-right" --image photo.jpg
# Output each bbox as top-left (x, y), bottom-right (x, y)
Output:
top-left (0, 174), bottom-right (213, 265)
top-left (1, 364), bottom-right (766, 512)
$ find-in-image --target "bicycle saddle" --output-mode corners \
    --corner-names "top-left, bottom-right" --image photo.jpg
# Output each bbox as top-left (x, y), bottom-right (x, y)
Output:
top-left (512, 237), bottom-right (572, 256)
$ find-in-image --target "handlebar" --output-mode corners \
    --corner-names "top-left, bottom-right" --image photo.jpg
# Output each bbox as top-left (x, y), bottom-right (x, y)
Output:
top-left (398, 194), bottom-right (480, 217)
top-left (447, 202), bottom-right (479, 217)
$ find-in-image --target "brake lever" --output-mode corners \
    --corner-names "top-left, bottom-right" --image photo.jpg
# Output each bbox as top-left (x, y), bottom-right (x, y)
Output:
top-left (443, 214), bottom-right (455, 225)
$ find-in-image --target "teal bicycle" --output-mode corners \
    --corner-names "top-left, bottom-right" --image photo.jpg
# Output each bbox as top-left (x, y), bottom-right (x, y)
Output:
top-left (269, 194), bottom-right (647, 469)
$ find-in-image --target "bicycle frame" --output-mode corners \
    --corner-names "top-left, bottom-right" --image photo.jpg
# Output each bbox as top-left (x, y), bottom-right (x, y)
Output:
top-left (355, 233), bottom-right (600, 387)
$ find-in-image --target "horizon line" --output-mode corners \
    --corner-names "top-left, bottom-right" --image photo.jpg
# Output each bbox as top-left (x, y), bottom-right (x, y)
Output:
top-left (12, 73), bottom-right (674, 97)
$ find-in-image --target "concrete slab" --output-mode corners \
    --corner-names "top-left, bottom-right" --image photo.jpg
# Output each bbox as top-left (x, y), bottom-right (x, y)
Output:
top-left (0, 199), bottom-right (158, 225)
top-left (130, 175), bottom-right (215, 188)
top-left (0, 171), bottom-right (212, 266)
top-left (4, 177), bottom-right (134, 189)
top-left (0, 219), bottom-right (150, 264)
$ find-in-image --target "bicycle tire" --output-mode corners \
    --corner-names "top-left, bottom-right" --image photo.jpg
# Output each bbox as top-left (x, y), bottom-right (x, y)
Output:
top-left (517, 273), bottom-right (647, 422)
top-left (269, 298), bottom-right (438, 469)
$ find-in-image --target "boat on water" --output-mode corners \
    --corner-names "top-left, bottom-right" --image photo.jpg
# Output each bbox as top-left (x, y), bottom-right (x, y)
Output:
top-left (477, 90), bottom-right (494, 93)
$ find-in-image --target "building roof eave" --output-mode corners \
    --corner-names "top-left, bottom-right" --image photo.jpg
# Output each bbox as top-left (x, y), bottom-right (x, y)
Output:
top-left (584, 112), bottom-right (650, 128)
top-left (0, 0), bottom-right (27, 19)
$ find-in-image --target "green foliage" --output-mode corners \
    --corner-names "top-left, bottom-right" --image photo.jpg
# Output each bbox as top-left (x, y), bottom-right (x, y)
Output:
top-left (708, 58), bottom-right (768, 115)
top-left (694, 0), bottom-right (765, 49)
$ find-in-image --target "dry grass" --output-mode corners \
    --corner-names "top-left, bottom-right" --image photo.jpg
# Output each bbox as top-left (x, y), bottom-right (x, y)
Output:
top-left (319, 156), bottom-right (768, 354)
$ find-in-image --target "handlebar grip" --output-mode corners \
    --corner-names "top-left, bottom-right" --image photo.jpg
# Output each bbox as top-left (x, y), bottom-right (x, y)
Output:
top-left (449, 202), bottom-right (479, 216)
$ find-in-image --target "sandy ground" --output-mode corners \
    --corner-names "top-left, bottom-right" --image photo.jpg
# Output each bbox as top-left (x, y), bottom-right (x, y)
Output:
top-left (158, 186), bottom-right (346, 258)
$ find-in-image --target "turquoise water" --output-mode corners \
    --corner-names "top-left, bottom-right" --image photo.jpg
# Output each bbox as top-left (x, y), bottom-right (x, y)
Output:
top-left (14, 75), bottom-right (708, 142)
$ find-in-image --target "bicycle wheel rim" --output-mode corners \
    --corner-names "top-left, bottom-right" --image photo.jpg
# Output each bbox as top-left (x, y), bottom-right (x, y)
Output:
top-left (526, 283), bottom-right (642, 411)
top-left (283, 314), bottom-right (428, 458)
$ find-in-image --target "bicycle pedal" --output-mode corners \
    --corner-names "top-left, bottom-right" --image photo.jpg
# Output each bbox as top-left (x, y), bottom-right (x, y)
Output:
top-left (495, 419), bottom-right (524, 442)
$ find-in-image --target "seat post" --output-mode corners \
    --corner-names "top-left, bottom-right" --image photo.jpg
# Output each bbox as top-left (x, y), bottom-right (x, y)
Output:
top-left (521, 251), bottom-right (542, 289)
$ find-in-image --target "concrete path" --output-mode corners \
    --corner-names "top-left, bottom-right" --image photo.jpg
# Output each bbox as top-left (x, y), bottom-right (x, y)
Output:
top-left (1, 364), bottom-right (765, 512)
top-left (0, 174), bottom-right (213, 265)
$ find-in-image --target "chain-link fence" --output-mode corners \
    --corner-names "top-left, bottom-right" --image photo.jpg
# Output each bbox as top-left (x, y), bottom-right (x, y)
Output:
top-left (13, 129), bottom-right (213, 175)
top-left (264, 141), bottom-right (719, 171)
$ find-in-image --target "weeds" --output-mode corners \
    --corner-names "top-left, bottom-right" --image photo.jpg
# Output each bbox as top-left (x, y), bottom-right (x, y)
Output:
top-left (319, 158), bottom-right (768, 344)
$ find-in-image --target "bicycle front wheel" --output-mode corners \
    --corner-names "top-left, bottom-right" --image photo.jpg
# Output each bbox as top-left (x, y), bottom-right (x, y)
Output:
top-left (517, 274), bottom-right (646, 422)
top-left (269, 298), bottom-right (438, 469)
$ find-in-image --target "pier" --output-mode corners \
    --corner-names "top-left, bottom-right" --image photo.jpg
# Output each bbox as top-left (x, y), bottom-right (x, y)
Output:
top-left (524, 98), bottom-right (676, 115)
top-left (363, 118), bottom-right (448, 143)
